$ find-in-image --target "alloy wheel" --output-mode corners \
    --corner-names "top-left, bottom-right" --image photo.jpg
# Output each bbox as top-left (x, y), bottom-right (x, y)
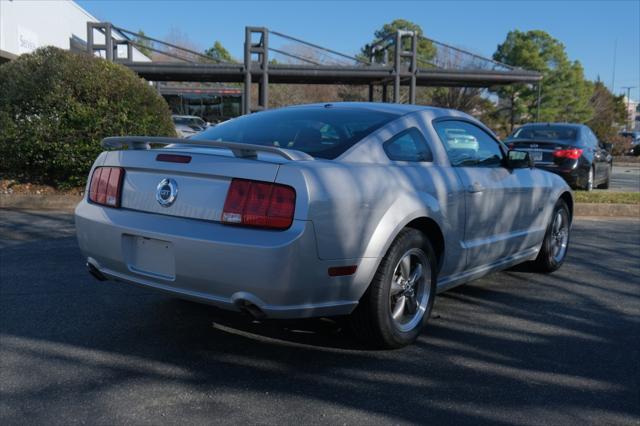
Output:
top-left (549, 209), bottom-right (569, 263)
top-left (389, 248), bottom-right (431, 332)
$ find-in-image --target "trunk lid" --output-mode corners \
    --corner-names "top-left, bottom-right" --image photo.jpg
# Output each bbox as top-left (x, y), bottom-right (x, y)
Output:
top-left (103, 147), bottom-right (286, 222)
top-left (507, 139), bottom-right (579, 165)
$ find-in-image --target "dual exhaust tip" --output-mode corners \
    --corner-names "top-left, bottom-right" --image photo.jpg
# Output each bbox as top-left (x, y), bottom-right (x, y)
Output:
top-left (86, 262), bottom-right (266, 320)
top-left (235, 299), bottom-right (266, 320)
top-left (86, 262), bottom-right (107, 281)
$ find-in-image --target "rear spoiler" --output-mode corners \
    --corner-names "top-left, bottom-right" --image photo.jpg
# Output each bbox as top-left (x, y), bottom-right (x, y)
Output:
top-left (101, 136), bottom-right (314, 161)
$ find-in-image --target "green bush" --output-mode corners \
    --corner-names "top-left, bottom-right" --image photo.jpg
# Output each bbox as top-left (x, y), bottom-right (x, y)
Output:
top-left (0, 47), bottom-right (175, 188)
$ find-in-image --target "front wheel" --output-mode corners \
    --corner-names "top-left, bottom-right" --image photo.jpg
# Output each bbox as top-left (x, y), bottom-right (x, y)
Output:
top-left (349, 229), bottom-right (437, 349)
top-left (530, 199), bottom-right (571, 273)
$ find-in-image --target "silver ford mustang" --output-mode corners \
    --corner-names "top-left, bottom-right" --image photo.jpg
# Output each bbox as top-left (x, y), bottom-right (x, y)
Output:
top-left (75, 102), bottom-right (573, 348)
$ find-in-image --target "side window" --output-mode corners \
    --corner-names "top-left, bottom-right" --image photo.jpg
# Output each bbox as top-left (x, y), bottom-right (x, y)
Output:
top-left (589, 129), bottom-right (599, 147)
top-left (383, 128), bottom-right (433, 162)
top-left (433, 120), bottom-right (504, 167)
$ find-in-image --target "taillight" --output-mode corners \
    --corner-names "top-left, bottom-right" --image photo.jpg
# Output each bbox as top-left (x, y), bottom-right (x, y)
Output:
top-left (553, 148), bottom-right (583, 160)
top-left (222, 179), bottom-right (295, 230)
top-left (88, 167), bottom-right (124, 208)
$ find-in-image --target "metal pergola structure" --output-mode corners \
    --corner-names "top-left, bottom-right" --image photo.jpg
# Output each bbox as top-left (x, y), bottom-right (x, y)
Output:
top-left (86, 22), bottom-right (542, 115)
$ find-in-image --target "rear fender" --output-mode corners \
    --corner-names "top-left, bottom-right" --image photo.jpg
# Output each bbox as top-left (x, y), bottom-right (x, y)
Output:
top-left (349, 192), bottom-right (446, 301)
top-left (362, 191), bottom-right (444, 259)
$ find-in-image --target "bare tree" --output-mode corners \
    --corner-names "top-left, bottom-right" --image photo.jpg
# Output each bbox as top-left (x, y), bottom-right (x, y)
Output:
top-left (151, 27), bottom-right (205, 63)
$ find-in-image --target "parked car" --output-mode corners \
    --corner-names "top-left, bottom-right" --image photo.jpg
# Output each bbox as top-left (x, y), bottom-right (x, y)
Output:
top-left (619, 131), bottom-right (640, 156)
top-left (505, 123), bottom-right (612, 190)
top-left (75, 103), bottom-right (573, 348)
top-left (172, 115), bottom-right (209, 138)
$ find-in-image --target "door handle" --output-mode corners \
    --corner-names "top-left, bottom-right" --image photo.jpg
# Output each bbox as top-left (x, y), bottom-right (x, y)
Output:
top-left (467, 182), bottom-right (485, 193)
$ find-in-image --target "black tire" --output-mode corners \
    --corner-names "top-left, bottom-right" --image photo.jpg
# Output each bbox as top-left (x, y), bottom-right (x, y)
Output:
top-left (584, 166), bottom-right (594, 191)
top-left (597, 164), bottom-right (612, 189)
top-left (349, 228), bottom-right (437, 349)
top-left (530, 199), bottom-right (571, 273)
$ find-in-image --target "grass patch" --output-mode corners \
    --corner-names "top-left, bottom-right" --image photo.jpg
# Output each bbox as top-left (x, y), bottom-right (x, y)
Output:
top-left (614, 155), bottom-right (640, 164)
top-left (574, 191), bottom-right (640, 204)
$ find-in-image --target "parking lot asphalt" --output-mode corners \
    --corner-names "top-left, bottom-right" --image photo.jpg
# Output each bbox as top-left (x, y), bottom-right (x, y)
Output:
top-left (607, 164), bottom-right (640, 192)
top-left (1, 210), bottom-right (639, 425)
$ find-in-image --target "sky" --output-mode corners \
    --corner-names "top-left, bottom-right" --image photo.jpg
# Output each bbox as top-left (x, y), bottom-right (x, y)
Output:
top-left (77, 0), bottom-right (640, 101)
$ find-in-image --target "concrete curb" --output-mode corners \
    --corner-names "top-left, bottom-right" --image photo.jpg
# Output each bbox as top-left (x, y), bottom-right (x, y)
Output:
top-left (1, 195), bottom-right (639, 218)
top-left (573, 203), bottom-right (639, 218)
top-left (0, 194), bottom-right (82, 211)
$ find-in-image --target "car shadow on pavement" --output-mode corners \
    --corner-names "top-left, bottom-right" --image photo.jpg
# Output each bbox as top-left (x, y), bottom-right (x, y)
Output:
top-left (0, 209), bottom-right (76, 248)
top-left (1, 218), bottom-right (639, 424)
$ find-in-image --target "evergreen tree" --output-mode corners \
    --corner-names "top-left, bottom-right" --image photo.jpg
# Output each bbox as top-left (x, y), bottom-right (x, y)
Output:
top-left (204, 41), bottom-right (234, 63)
top-left (492, 30), bottom-right (593, 131)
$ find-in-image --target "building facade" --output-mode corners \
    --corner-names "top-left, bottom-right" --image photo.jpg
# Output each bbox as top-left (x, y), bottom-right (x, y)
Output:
top-left (1, 0), bottom-right (243, 121)
top-left (0, 0), bottom-right (149, 63)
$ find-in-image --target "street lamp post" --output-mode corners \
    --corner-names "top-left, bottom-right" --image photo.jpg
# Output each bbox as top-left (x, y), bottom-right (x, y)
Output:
top-left (621, 86), bottom-right (636, 131)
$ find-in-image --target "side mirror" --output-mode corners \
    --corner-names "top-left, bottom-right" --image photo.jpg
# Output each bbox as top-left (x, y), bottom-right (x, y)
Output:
top-left (602, 142), bottom-right (613, 152)
top-left (506, 150), bottom-right (534, 169)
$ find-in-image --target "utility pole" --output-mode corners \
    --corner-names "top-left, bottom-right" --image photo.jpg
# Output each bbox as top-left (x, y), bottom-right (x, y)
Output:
top-left (621, 86), bottom-right (636, 131)
top-left (610, 38), bottom-right (617, 92)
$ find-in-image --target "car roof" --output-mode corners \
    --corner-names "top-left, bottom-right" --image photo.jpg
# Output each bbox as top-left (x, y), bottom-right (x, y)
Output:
top-left (518, 122), bottom-right (584, 130)
top-left (284, 102), bottom-right (452, 116)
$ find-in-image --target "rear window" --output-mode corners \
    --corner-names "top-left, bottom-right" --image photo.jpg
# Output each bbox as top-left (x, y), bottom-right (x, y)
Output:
top-left (510, 126), bottom-right (578, 142)
top-left (191, 107), bottom-right (397, 159)
top-left (173, 117), bottom-right (205, 126)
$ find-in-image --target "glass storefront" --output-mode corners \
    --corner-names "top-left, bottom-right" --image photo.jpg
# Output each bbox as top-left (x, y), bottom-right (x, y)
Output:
top-left (158, 83), bottom-right (242, 123)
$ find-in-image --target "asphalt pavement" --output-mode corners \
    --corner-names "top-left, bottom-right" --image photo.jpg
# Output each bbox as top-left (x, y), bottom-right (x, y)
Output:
top-left (1, 210), bottom-right (639, 425)
top-left (606, 164), bottom-right (640, 192)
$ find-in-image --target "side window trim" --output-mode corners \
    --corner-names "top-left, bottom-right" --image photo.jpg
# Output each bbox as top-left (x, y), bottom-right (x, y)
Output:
top-left (432, 118), bottom-right (506, 167)
top-left (432, 117), bottom-right (505, 149)
top-left (383, 127), bottom-right (433, 162)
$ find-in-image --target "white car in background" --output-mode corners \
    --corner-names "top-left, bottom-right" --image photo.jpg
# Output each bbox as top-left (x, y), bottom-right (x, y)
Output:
top-left (172, 115), bottom-right (210, 138)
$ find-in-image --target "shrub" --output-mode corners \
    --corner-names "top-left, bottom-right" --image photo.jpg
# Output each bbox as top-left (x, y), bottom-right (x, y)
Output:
top-left (0, 47), bottom-right (175, 188)
top-left (608, 134), bottom-right (633, 156)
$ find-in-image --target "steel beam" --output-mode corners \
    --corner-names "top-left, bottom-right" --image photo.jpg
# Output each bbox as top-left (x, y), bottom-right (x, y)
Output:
top-left (126, 62), bottom-right (541, 86)
top-left (243, 27), bottom-right (252, 114)
top-left (105, 23), bottom-right (113, 61)
top-left (259, 29), bottom-right (269, 111)
top-left (409, 32), bottom-right (417, 104)
top-left (393, 31), bottom-right (401, 103)
top-left (86, 22), bottom-right (94, 55)
top-left (243, 27), bottom-right (270, 114)
top-left (86, 22), bottom-right (542, 110)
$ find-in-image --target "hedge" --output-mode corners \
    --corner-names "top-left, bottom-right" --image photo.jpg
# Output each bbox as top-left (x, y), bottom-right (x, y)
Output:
top-left (0, 47), bottom-right (175, 188)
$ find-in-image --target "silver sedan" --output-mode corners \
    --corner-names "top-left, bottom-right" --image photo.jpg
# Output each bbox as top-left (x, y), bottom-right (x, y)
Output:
top-left (75, 103), bottom-right (573, 348)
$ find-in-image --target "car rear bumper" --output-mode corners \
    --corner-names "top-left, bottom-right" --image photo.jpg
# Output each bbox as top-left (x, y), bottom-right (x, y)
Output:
top-left (536, 162), bottom-right (587, 188)
top-left (75, 200), bottom-right (377, 318)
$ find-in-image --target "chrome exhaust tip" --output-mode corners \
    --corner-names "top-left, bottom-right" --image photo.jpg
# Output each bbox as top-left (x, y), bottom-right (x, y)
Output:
top-left (86, 262), bottom-right (107, 281)
top-left (235, 299), bottom-right (266, 320)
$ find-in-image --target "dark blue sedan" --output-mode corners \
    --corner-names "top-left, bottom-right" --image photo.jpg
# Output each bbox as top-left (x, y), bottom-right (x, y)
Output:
top-left (505, 123), bottom-right (613, 190)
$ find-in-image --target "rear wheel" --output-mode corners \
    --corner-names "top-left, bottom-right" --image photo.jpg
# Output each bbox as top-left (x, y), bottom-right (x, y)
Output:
top-left (349, 229), bottom-right (436, 349)
top-left (597, 164), bottom-right (612, 189)
top-left (584, 166), bottom-right (594, 191)
top-left (531, 199), bottom-right (571, 273)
